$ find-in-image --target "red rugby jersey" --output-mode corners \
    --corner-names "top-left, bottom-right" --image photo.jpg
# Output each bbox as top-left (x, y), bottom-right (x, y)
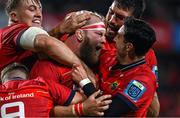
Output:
top-left (102, 39), bottom-right (159, 86)
top-left (100, 50), bottom-right (157, 117)
top-left (0, 23), bottom-right (37, 72)
top-left (0, 77), bottom-right (74, 117)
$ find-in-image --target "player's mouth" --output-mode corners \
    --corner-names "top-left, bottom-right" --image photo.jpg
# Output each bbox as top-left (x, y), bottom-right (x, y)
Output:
top-left (107, 23), bottom-right (119, 35)
top-left (96, 44), bottom-right (103, 51)
top-left (95, 45), bottom-right (103, 56)
top-left (32, 19), bottom-right (42, 26)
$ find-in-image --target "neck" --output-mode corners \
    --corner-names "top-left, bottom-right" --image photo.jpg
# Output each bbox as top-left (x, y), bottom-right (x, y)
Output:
top-left (117, 55), bottom-right (144, 65)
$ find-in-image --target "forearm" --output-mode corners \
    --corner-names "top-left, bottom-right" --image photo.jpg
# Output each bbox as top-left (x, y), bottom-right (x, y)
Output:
top-left (34, 34), bottom-right (82, 67)
top-left (147, 92), bottom-right (160, 117)
top-left (50, 105), bottom-right (76, 117)
top-left (51, 92), bottom-right (85, 117)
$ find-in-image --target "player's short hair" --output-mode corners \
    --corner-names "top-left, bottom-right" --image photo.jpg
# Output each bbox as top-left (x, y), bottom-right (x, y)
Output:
top-left (1, 62), bottom-right (29, 82)
top-left (114, 0), bottom-right (145, 18)
top-left (123, 17), bottom-right (156, 56)
top-left (5, 0), bottom-right (40, 14)
top-left (5, 0), bottom-right (20, 14)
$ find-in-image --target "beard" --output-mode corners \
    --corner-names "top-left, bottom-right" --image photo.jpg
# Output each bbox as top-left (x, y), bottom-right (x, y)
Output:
top-left (105, 22), bottom-right (119, 41)
top-left (80, 38), bottom-right (99, 70)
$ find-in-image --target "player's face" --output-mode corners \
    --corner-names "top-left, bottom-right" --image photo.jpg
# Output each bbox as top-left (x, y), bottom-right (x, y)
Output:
top-left (80, 29), bottom-right (106, 68)
top-left (105, 2), bottom-right (132, 40)
top-left (15, 0), bottom-right (42, 27)
top-left (114, 26), bottom-right (127, 59)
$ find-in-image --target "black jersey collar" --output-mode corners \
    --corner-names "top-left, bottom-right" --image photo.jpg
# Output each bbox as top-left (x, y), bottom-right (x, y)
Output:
top-left (111, 58), bottom-right (146, 71)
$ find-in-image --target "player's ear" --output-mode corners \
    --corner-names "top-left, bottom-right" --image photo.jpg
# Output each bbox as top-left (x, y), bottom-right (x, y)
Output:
top-left (75, 30), bottom-right (85, 42)
top-left (126, 42), bottom-right (133, 52)
top-left (9, 11), bottom-right (18, 23)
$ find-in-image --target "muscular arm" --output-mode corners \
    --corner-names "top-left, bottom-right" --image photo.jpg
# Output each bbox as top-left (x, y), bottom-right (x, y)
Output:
top-left (51, 91), bottom-right (112, 117)
top-left (18, 27), bottom-right (83, 67)
top-left (50, 92), bottom-right (85, 117)
top-left (50, 105), bottom-right (76, 117)
top-left (147, 92), bottom-right (160, 117)
top-left (34, 34), bottom-right (82, 66)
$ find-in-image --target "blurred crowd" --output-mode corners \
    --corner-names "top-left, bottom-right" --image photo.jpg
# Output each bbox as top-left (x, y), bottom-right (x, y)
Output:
top-left (0, 0), bottom-right (180, 116)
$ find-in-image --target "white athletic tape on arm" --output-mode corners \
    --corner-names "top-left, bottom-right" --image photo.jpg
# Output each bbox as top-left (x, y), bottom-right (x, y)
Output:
top-left (79, 78), bottom-right (91, 88)
top-left (20, 27), bottom-right (49, 50)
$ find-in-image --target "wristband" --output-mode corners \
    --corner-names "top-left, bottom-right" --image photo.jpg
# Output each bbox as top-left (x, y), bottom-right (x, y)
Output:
top-left (72, 104), bottom-right (77, 116)
top-left (74, 104), bottom-right (80, 116)
top-left (82, 83), bottom-right (96, 97)
top-left (79, 103), bottom-right (84, 116)
top-left (72, 103), bottom-right (84, 116)
top-left (79, 78), bottom-right (91, 88)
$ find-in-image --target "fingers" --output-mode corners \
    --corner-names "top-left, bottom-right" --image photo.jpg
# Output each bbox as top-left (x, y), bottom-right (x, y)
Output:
top-left (96, 94), bottom-right (112, 102)
top-left (71, 11), bottom-right (91, 26)
top-left (72, 64), bottom-right (79, 69)
top-left (75, 11), bottom-right (91, 21)
top-left (94, 98), bottom-right (112, 116)
top-left (76, 13), bottom-right (91, 23)
top-left (78, 20), bottom-right (88, 28)
top-left (96, 112), bottom-right (104, 116)
top-left (99, 99), bottom-right (112, 106)
top-left (61, 10), bottom-right (91, 34)
top-left (90, 90), bottom-right (101, 98)
top-left (97, 105), bottom-right (110, 111)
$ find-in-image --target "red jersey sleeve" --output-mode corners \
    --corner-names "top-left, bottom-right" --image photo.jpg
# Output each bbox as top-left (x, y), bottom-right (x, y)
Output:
top-left (145, 49), bottom-right (159, 87)
top-left (1, 23), bottom-right (29, 47)
top-left (0, 24), bottom-right (35, 72)
top-left (117, 75), bottom-right (156, 116)
top-left (145, 48), bottom-right (157, 69)
top-left (44, 78), bottom-right (75, 106)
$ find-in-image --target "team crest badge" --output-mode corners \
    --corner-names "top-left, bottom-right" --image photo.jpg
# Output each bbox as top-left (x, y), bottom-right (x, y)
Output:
top-left (110, 81), bottom-right (119, 91)
top-left (124, 80), bottom-right (146, 102)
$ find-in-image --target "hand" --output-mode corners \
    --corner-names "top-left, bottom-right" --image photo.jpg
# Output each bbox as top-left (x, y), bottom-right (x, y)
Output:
top-left (83, 90), bottom-right (112, 116)
top-left (59, 11), bottom-right (91, 34)
top-left (81, 62), bottom-right (99, 88)
top-left (71, 64), bottom-right (88, 83)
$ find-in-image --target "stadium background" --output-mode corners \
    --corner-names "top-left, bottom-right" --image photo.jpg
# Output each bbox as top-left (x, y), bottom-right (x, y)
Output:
top-left (0, 0), bottom-right (180, 116)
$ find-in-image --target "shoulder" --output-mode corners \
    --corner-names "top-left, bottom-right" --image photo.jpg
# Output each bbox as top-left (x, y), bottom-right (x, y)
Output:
top-left (1, 23), bottom-right (29, 43)
top-left (134, 64), bottom-right (156, 84)
top-left (2, 23), bottom-right (28, 34)
top-left (145, 48), bottom-right (157, 69)
top-left (145, 48), bottom-right (156, 61)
